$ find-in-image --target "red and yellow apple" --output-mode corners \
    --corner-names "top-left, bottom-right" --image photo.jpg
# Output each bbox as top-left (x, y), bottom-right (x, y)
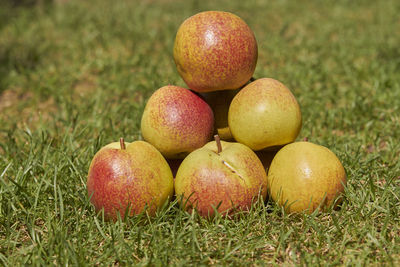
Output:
top-left (87, 139), bottom-right (174, 221)
top-left (228, 78), bottom-right (302, 150)
top-left (267, 141), bottom-right (347, 213)
top-left (141, 85), bottom-right (214, 159)
top-left (173, 11), bottom-right (258, 92)
top-left (174, 136), bottom-right (267, 217)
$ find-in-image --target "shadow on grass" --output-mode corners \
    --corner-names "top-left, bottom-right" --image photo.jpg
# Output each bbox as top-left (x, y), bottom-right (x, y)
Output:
top-left (0, 0), bottom-right (54, 92)
top-left (0, 41), bottom-right (42, 92)
top-left (2, 0), bottom-right (53, 7)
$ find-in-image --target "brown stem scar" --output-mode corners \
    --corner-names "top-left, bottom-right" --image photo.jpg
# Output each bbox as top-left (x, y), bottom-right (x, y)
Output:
top-left (214, 134), bottom-right (222, 154)
top-left (120, 137), bottom-right (126, 150)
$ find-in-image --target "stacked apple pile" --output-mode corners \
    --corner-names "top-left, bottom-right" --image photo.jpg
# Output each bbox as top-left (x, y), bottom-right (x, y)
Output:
top-left (87, 11), bottom-right (346, 221)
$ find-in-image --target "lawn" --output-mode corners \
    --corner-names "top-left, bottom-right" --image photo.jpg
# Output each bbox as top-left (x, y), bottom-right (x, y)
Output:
top-left (0, 0), bottom-right (399, 265)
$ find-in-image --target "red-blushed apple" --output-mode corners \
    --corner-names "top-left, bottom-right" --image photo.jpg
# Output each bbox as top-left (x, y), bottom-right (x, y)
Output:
top-left (141, 85), bottom-right (214, 159)
top-left (173, 11), bottom-right (258, 92)
top-left (228, 78), bottom-right (302, 151)
top-left (201, 88), bottom-right (240, 140)
top-left (174, 136), bottom-right (268, 217)
top-left (87, 138), bottom-right (174, 221)
top-left (267, 141), bottom-right (347, 214)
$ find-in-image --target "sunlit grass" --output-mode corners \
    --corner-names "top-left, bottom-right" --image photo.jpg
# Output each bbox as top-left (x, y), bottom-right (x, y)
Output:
top-left (0, 0), bottom-right (399, 265)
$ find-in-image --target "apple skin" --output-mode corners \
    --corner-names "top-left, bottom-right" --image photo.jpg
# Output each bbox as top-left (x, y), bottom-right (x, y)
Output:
top-left (173, 11), bottom-right (258, 93)
top-left (174, 140), bottom-right (267, 217)
top-left (267, 141), bottom-right (346, 214)
top-left (87, 140), bottom-right (174, 221)
top-left (141, 85), bottom-right (214, 159)
top-left (228, 78), bottom-right (302, 151)
top-left (201, 89), bottom-right (240, 141)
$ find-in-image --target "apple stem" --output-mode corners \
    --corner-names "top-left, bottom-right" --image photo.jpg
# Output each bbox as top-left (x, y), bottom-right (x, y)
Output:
top-left (214, 134), bottom-right (222, 154)
top-left (120, 137), bottom-right (126, 150)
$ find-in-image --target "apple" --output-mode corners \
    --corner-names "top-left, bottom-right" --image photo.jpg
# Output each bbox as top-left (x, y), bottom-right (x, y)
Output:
top-left (267, 141), bottom-right (347, 213)
top-left (87, 138), bottom-right (174, 221)
top-left (201, 89), bottom-right (240, 140)
top-left (228, 78), bottom-right (302, 151)
top-left (141, 85), bottom-right (214, 159)
top-left (173, 11), bottom-right (258, 92)
top-left (174, 135), bottom-right (268, 217)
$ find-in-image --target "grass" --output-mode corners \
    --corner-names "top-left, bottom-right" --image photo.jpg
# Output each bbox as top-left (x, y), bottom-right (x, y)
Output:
top-left (0, 0), bottom-right (399, 265)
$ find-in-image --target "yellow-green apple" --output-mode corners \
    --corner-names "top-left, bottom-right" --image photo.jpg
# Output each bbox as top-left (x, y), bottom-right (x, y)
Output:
top-left (87, 138), bottom-right (174, 221)
top-left (228, 78), bottom-right (302, 151)
top-left (174, 136), bottom-right (267, 217)
top-left (267, 141), bottom-right (346, 213)
top-left (141, 85), bottom-right (214, 159)
top-left (173, 11), bottom-right (258, 92)
top-left (201, 89), bottom-right (240, 140)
